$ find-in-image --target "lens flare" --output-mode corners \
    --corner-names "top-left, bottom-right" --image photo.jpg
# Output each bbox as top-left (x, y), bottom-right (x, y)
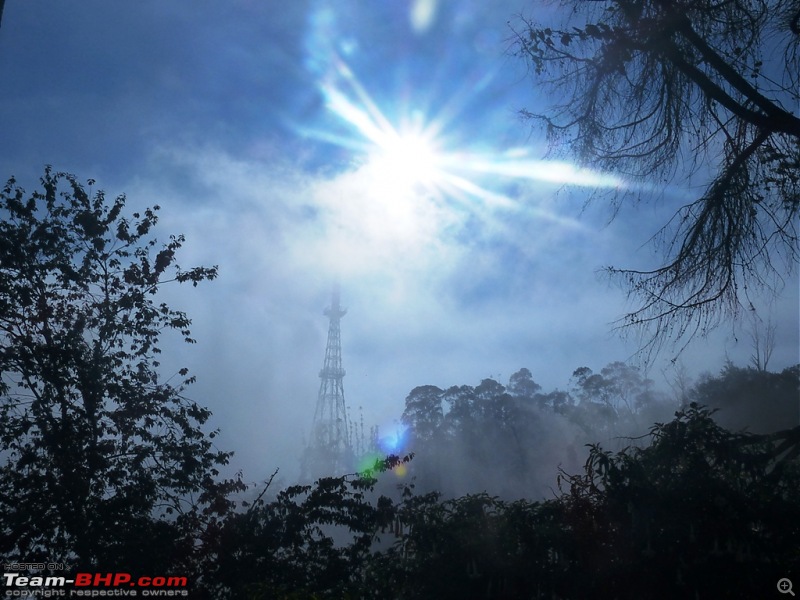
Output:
top-left (357, 452), bottom-right (384, 477)
top-left (299, 7), bottom-right (624, 275)
top-left (378, 426), bottom-right (408, 454)
top-left (300, 52), bottom-right (623, 208)
top-left (356, 450), bottom-right (409, 479)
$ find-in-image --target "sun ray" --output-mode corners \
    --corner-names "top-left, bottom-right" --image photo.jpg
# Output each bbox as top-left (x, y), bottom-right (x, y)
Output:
top-left (304, 54), bottom-right (624, 199)
top-left (292, 46), bottom-right (625, 274)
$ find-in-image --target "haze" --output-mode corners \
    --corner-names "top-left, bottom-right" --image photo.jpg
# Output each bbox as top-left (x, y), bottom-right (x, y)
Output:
top-left (0, 0), bottom-right (796, 487)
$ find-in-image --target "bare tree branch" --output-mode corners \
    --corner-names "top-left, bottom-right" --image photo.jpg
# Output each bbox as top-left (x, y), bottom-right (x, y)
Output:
top-left (513, 0), bottom-right (800, 357)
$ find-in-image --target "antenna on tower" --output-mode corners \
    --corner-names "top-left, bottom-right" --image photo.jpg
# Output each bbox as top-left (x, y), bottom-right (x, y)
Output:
top-left (301, 285), bottom-right (354, 479)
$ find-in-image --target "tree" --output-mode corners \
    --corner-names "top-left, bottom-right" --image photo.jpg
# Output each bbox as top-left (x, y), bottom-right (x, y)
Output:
top-left (507, 367), bottom-right (542, 401)
top-left (204, 476), bottom-right (384, 599)
top-left (401, 385), bottom-right (444, 444)
top-left (203, 405), bottom-right (799, 599)
top-left (568, 362), bottom-right (674, 442)
top-left (0, 168), bottom-right (242, 568)
top-left (689, 362), bottom-right (799, 432)
top-left (402, 374), bottom-right (581, 499)
top-left (556, 404), bottom-right (800, 598)
top-left (746, 306), bottom-right (777, 371)
top-left (515, 0), bottom-right (800, 355)
top-left (570, 366), bottom-right (620, 435)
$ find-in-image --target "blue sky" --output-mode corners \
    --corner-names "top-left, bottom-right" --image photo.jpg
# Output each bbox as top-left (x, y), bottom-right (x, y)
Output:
top-left (1, 0), bottom-right (797, 483)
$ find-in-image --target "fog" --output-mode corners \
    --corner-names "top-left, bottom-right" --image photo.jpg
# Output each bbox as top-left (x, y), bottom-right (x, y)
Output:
top-left (0, 0), bottom-right (796, 492)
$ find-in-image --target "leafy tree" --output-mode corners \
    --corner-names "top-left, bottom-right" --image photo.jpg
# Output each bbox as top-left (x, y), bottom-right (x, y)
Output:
top-left (569, 362), bottom-right (670, 442)
top-left (401, 385), bottom-right (444, 445)
top-left (440, 384), bottom-right (477, 439)
top-left (506, 367), bottom-right (542, 400)
top-left (0, 168), bottom-right (243, 568)
top-left (573, 362), bottom-right (660, 414)
top-left (368, 406), bottom-right (799, 599)
top-left (556, 403), bottom-right (800, 598)
top-left (204, 384), bottom-right (797, 598)
top-left (370, 492), bottom-right (550, 600)
top-left (689, 362), bottom-right (799, 432)
top-left (515, 0), bottom-right (800, 354)
top-left (400, 374), bottom-right (585, 499)
top-left (202, 457), bottom-right (411, 599)
top-left (535, 388), bottom-right (573, 413)
top-left (206, 476), bottom-right (377, 599)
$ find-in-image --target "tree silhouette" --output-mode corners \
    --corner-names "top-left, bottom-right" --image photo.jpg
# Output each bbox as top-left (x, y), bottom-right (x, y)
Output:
top-left (555, 403), bottom-right (800, 598)
top-left (689, 362), bottom-right (799, 432)
top-left (0, 168), bottom-right (243, 568)
top-left (199, 363), bottom-right (797, 598)
top-left (515, 0), bottom-right (799, 355)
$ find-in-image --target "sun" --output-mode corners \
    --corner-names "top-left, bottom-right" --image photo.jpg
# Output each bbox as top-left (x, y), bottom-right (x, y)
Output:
top-left (292, 53), bottom-right (627, 274)
top-left (366, 128), bottom-right (443, 192)
top-left (303, 56), bottom-right (623, 205)
top-left (292, 51), bottom-right (626, 278)
top-left (305, 58), bottom-right (453, 198)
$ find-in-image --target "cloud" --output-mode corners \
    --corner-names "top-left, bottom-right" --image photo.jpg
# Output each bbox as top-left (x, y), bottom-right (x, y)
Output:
top-left (118, 142), bottom-right (647, 481)
top-left (3, 0), bottom-right (790, 487)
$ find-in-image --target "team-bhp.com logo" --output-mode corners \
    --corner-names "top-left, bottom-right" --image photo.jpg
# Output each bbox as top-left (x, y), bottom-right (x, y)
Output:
top-left (3, 572), bottom-right (188, 597)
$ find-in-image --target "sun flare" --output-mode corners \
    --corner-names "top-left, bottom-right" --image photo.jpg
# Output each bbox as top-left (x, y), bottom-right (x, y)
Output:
top-left (303, 55), bottom-right (623, 207)
top-left (295, 51), bottom-right (625, 275)
top-left (367, 129), bottom-right (443, 191)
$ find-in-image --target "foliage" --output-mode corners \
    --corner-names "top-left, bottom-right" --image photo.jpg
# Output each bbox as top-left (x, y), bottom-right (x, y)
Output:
top-left (0, 168), bottom-right (243, 569)
top-left (200, 456), bottom-right (411, 600)
top-left (210, 404), bottom-right (799, 599)
top-left (401, 384), bottom-right (444, 444)
top-left (570, 361), bottom-right (664, 435)
top-left (555, 403), bottom-right (800, 598)
top-left (689, 362), bottom-right (799, 432)
top-left (398, 364), bottom-right (671, 498)
top-left (200, 362), bottom-right (795, 598)
top-left (203, 476), bottom-right (379, 599)
top-left (514, 0), bottom-right (800, 354)
top-left (3, 170), bottom-right (796, 597)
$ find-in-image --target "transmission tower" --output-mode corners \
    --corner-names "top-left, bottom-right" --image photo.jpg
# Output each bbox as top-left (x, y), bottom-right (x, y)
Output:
top-left (301, 287), bottom-right (353, 479)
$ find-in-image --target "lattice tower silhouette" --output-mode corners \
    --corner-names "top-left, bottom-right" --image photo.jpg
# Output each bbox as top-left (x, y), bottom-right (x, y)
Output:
top-left (302, 287), bottom-right (353, 478)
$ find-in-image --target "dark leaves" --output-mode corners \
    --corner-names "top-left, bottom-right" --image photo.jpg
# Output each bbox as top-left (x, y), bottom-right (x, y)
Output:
top-left (154, 248), bottom-right (174, 275)
top-left (0, 168), bottom-right (233, 569)
top-left (213, 405), bottom-right (798, 599)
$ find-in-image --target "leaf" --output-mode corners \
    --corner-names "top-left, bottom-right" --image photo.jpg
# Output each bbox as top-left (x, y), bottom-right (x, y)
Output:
top-left (0, 168), bottom-right (227, 567)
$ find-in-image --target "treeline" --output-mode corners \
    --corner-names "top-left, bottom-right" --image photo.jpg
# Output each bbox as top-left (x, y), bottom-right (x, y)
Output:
top-left (191, 364), bottom-right (799, 598)
top-left (397, 362), bottom-right (673, 499)
top-left (394, 361), bottom-right (798, 500)
top-left (202, 403), bottom-right (799, 599)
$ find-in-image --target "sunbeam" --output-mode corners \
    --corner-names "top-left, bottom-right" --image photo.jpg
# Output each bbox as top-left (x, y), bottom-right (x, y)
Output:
top-left (296, 8), bottom-right (624, 277)
top-left (303, 53), bottom-right (624, 209)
